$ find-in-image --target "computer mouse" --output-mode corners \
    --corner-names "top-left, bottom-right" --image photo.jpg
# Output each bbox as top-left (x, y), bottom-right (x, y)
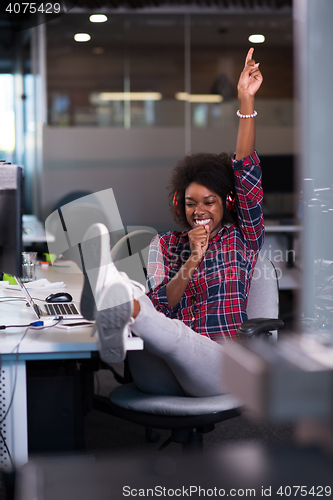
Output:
top-left (46, 292), bottom-right (73, 303)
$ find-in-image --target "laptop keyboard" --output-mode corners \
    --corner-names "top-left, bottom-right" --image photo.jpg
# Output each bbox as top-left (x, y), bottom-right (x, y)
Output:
top-left (45, 303), bottom-right (80, 316)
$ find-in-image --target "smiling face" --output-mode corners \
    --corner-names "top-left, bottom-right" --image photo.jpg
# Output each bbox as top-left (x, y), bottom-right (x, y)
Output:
top-left (185, 182), bottom-right (224, 238)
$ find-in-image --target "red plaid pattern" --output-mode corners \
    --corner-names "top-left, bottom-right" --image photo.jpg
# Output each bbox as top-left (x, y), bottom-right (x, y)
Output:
top-left (147, 152), bottom-right (264, 342)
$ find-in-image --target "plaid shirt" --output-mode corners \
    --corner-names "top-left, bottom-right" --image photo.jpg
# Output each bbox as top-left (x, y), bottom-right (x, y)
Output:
top-left (146, 152), bottom-right (264, 342)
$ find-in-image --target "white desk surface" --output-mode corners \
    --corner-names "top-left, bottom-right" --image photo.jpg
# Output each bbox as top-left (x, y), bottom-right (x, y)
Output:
top-left (0, 261), bottom-right (143, 357)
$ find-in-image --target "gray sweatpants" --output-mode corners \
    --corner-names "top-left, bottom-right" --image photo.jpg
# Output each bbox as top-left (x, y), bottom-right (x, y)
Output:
top-left (128, 294), bottom-right (226, 398)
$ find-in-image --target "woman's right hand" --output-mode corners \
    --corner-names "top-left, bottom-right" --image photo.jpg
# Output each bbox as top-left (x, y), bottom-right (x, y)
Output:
top-left (188, 225), bottom-right (210, 264)
top-left (165, 225), bottom-right (209, 307)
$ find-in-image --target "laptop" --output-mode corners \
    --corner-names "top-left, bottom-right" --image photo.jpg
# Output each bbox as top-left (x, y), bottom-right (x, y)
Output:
top-left (16, 276), bottom-right (84, 321)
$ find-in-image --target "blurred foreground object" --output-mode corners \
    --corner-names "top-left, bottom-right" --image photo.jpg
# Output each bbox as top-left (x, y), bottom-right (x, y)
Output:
top-left (223, 335), bottom-right (333, 422)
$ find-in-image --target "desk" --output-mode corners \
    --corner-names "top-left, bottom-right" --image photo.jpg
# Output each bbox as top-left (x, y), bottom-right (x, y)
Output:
top-left (0, 262), bottom-right (143, 471)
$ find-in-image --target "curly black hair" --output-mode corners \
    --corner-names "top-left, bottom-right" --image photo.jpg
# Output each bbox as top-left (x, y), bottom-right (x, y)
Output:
top-left (168, 152), bottom-right (237, 229)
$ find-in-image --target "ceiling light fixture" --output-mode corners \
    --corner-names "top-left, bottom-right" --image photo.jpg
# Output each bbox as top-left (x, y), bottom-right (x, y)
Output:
top-left (90, 14), bottom-right (108, 23)
top-left (74, 33), bottom-right (91, 42)
top-left (98, 92), bottom-right (163, 101)
top-left (175, 93), bottom-right (223, 103)
top-left (248, 34), bottom-right (265, 44)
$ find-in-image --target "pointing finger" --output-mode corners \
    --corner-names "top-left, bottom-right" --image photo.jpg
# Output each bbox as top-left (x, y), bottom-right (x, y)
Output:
top-left (245, 48), bottom-right (254, 66)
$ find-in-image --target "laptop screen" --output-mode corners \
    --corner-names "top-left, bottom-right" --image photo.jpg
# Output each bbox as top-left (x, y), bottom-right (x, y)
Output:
top-left (15, 276), bottom-right (42, 319)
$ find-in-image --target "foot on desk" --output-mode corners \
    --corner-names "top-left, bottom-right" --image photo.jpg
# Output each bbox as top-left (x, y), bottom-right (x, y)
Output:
top-left (80, 223), bottom-right (146, 321)
top-left (96, 281), bottom-right (134, 364)
top-left (80, 223), bottom-right (120, 320)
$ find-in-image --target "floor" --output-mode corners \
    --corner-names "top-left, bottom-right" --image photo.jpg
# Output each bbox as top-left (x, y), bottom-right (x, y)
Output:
top-left (12, 363), bottom-right (331, 500)
top-left (79, 368), bottom-right (333, 496)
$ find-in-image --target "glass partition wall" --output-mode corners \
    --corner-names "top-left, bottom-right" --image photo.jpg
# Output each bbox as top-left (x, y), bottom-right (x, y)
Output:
top-left (43, 10), bottom-right (296, 329)
top-left (46, 12), bottom-right (293, 131)
top-left (45, 11), bottom-right (294, 222)
top-left (47, 14), bottom-right (187, 129)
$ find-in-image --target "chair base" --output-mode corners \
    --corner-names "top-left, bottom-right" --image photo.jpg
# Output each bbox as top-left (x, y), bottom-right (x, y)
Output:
top-left (159, 426), bottom-right (216, 452)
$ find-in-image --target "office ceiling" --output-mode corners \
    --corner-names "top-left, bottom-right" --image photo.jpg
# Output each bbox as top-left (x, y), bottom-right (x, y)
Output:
top-left (46, 12), bottom-right (293, 52)
top-left (74, 0), bottom-right (292, 9)
top-left (0, 0), bottom-right (292, 60)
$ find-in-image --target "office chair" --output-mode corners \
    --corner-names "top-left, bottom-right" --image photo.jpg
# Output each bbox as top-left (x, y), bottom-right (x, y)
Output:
top-left (93, 256), bottom-right (284, 452)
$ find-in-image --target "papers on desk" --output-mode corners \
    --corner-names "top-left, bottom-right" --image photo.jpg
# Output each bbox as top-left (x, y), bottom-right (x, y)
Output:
top-left (1, 278), bottom-right (66, 290)
top-left (25, 279), bottom-right (66, 290)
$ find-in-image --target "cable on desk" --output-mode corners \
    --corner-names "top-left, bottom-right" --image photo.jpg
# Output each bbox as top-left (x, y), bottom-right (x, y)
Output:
top-left (0, 296), bottom-right (48, 303)
top-left (0, 324), bottom-right (33, 330)
top-left (0, 318), bottom-right (63, 329)
top-left (0, 298), bottom-right (26, 303)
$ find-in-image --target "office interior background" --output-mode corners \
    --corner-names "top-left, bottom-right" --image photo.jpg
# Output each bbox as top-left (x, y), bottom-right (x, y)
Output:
top-left (1, 0), bottom-right (333, 491)
top-left (1, 0), bottom-right (294, 226)
top-left (1, 0), bottom-right (299, 326)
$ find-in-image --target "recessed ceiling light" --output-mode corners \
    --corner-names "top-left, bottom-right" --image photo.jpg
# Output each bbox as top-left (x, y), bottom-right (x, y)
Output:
top-left (248, 34), bottom-right (265, 44)
top-left (74, 33), bottom-right (91, 42)
top-left (90, 14), bottom-right (108, 23)
top-left (98, 92), bottom-right (163, 101)
top-left (175, 93), bottom-right (223, 103)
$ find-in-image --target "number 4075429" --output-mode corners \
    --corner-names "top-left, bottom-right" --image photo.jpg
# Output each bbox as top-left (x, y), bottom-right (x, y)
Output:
top-left (5, 3), bottom-right (61, 14)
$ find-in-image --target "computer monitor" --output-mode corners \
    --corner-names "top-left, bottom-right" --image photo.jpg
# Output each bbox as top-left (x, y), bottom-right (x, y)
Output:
top-left (0, 165), bottom-right (24, 277)
top-left (260, 154), bottom-right (295, 220)
top-left (260, 155), bottom-right (294, 193)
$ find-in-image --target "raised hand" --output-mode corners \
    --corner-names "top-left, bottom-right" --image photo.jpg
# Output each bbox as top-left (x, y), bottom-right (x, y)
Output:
top-left (237, 48), bottom-right (263, 99)
top-left (235, 48), bottom-right (263, 160)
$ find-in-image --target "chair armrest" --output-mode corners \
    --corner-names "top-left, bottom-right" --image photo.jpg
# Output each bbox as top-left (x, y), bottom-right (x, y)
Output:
top-left (238, 318), bottom-right (285, 338)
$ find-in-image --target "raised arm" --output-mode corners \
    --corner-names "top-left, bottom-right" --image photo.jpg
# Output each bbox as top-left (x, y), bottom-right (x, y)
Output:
top-left (235, 48), bottom-right (263, 161)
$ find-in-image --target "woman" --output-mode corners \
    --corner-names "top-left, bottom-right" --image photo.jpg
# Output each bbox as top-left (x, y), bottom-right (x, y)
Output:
top-left (80, 48), bottom-right (263, 397)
